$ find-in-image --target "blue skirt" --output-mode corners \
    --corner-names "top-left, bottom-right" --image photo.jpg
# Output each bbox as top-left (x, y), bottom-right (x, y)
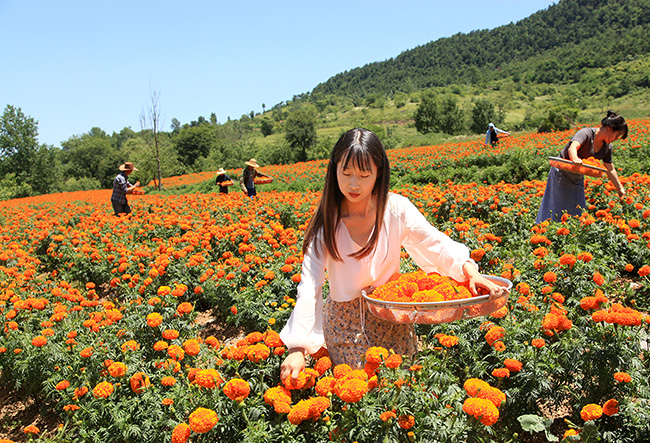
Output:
top-left (535, 167), bottom-right (586, 223)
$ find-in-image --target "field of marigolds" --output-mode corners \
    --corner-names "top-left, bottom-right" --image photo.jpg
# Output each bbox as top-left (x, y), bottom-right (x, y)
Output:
top-left (2, 120), bottom-right (650, 443)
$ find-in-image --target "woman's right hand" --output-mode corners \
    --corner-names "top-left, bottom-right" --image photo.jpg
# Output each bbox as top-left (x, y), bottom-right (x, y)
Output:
top-left (280, 348), bottom-right (306, 381)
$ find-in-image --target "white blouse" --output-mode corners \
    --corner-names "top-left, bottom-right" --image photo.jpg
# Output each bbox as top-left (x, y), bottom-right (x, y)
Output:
top-left (279, 193), bottom-right (476, 354)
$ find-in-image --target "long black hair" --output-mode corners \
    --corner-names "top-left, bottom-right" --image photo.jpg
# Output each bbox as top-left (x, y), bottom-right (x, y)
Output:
top-left (302, 128), bottom-right (390, 261)
top-left (601, 110), bottom-right (628, 139)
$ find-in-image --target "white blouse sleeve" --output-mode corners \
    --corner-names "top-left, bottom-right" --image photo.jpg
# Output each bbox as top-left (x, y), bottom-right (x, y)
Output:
top-left (396, 195), bottom-right (476, 281)
top-left (279, 237), bottom-right (327, 354)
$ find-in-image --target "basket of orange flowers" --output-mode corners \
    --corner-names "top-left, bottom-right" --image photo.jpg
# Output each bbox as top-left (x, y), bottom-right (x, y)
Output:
top-left (548, 156), bottom-right (607, 178)
top-left (254, 177), bottom-right (273, 185)
top-left (362, 271), bottom-right (511, 325)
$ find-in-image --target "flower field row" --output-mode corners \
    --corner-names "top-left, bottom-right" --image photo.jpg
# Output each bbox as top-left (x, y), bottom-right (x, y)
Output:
top-left (1, 123), bottom-right (650, 442)
top-left (145, 119), bottom-right (650, 191)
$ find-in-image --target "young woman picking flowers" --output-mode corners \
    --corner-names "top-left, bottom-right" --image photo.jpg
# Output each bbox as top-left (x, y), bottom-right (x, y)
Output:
top-left (280, 128), bottom-right (504, 380)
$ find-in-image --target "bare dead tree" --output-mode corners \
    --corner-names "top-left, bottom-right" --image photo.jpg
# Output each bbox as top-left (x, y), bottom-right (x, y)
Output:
top-left (140, 85), bottom-right (164, 190)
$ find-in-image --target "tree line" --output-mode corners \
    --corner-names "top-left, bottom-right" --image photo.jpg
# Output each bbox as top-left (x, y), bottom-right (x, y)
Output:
top-left (0, 104), bottom-right (321, 200)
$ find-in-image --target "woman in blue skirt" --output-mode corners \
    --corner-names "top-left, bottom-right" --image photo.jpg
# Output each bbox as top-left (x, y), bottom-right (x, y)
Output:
top-left (536, 110), bottom-right (628, 223)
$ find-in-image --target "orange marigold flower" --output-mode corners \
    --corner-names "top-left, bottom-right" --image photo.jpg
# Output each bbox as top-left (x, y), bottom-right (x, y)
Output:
top-left (397, 414), bottom-right (415, 429)
top-left (92, 381), bottom-right (114, 399)
top-left (593, 272), bottom-right (605, 286)
top-left (23, 425), bottom-right (40, 434)
top-left (385, 353), bottom-right (403, 369)
top-left (167, 344), bottom-right (185, 361)
top-left (380, 410), bottom-right (397, 422)
top-left (484, 326), bottom-right (505, 346)
top-left (80, 346), bottom-right (94, 358)
top-left (365, 346), bottom-right (389, 364)
top-left (504, 358), bottom-right (523, 372)
top-left (314, 356), bottom-right (332, 376)
top-left (189, 407), bottom-right (219, 434)
top-left (183, 339), bottom-right (201, 356)
top-left (154, 340), bottom-right (169, 351)
top-left (146, 312), bottom-right (163, 328)
top-left (437, 333), bottom-right (459, 347)
top-left (176, 302), bottom-right (193, 315)
top-left (205, 335), bottom-right (220, 349)
top-left (264, 385), bottom-right (292, 412)
top-left (32, 336), bottom-right (47, 347)
top-left (283, 368), bottom-right (318, 390)
top-left (333, 364), bottom-right (352, 380)
top-left (470, 248), bottom-right (486, 262)
top-left (55, 380), bottom-right (70, 390)
top-left (246, 343), bottom-right (271, 363)
top-left (161, 376), bottom-right (177, 387)
top-left (464, 378), bottom-right (491, 397)
top-left (638, 265), bottom-right (650, 277)
top-left (108, 362), bottom-right (127, 377)
top-left (73, 386), bottom-right (88, 399)
top-left (163, 329), bottom-right (179, 340)
top-left (559, 254), bottom-right (576, 267)
top-left (223, 378), bottom-right (251, 402)
top-left (162, 398), bottom-right (174, 406)
top-left (463, 397), bottom-right (499, 426)
top-left (542, 271), bottom-right (557, 284)
top-left (580, 296), bottom-right (600, 311)
top-left (516, 282), bottom-right (530, 295)
top-left (287, 399), bottom-right (312, 425)
top-left (194, 368), bottom-right (224, 389)
top-left (171, 423), bottom-right (191, 443)
top-left (315, 376), bottom-right (337, 397)
top-left (602, 399), bottom-right (619, 416)
top-left (580, 404), bottom-right (603, 422)
top-left (63, 404), bottom-right (81, 411)
top-left (337, 378), bottom-right (368, 403)
top-left (130, 372), bottom-right (151, 393)
top-left (491, 368), bottom-right (510, 378)
top-left (121, 340), bottom-right (140, 352)
top-left (614, 372), bottom-right (631, 383)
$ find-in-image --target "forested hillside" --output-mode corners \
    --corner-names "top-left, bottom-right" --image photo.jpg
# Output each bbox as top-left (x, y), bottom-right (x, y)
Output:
top-left (312, 0), bottom-right (650, 97)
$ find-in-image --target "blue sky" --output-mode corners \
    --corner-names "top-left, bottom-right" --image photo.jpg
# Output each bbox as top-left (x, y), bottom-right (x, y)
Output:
top-left (1, 0), bottom-right (557, 147)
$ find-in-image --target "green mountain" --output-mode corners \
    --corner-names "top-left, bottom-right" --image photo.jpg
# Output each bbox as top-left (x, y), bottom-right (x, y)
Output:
top-left (311, 0), bottom-right (650, 98)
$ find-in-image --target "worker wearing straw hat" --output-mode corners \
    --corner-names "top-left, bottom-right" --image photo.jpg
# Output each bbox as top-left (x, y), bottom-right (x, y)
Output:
top-left (215, 167), bottom-right (231, 194)
top-left (111, 162), bottom-right (140, 216)
top-left (239, 158), bottom-right (270, 198)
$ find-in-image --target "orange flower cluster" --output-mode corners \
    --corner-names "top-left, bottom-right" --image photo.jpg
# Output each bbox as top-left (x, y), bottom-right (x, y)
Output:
top-left (463, 378), bottom-right (506, 409)
top-left (591, 303), bottom-right (644, 326)
top-left (542, 305), bottom-right (573, 336)
top-left (369, 271), bottom-right (475, 303)
top-left (287, 397), bottom-right (331, 425)
top-left (435, 333), bottom-right (459, 347)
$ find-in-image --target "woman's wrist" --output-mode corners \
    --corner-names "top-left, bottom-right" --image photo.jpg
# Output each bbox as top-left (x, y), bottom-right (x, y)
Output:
top-left (288, 347), bottom-right (306, 355)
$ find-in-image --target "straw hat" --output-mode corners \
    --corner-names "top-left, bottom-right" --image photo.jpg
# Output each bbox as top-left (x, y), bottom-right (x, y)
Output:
top-left (245, 158), bottom-right (260, 168)
top-left (216, 168), bottom-right (227, 175)
top-left (119, 162), bottom-right (138, 171)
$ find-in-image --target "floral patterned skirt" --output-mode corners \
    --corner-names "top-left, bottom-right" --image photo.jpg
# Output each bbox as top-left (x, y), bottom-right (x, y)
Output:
top-left (322, 297), bottom-right (417, 369)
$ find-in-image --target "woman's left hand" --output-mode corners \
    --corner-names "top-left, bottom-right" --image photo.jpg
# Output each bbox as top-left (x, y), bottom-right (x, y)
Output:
top-left (467, 274), bottom-right (509, 301)
top-left (463, 262), bottom-right (509, 301)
